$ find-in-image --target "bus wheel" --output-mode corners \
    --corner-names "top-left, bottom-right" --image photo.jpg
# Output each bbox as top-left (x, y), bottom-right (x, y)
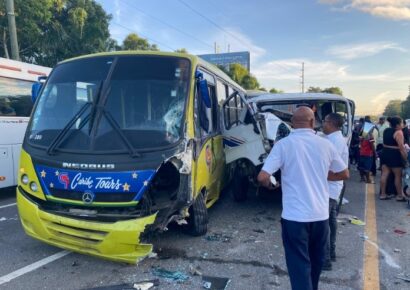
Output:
top-left (186, 191), bottom-right (208, 236)
top-left (232, 168), bottom-right (248, 202)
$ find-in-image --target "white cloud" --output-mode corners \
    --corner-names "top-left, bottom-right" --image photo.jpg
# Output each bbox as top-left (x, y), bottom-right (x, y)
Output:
top-left (114, 0), bottom-right (121, 20)
top-left (327, 41), bottom-right (406, 59)
top-left (320, 0), bottom-right (410, 20)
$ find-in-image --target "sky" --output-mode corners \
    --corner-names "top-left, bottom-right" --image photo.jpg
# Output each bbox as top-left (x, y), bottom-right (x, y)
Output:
top-left (96, 0), bottom-right (410, 116)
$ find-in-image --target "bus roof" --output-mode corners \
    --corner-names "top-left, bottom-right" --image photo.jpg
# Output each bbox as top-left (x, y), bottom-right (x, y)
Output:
top-left (60, 51), bottom-right (245, 93)
top-left (0, 57), bottom-right (51, 82)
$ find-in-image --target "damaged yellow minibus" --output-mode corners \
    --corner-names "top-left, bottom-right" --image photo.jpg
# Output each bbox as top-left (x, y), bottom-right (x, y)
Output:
top-left (17, 51), bottom-right (245, 263)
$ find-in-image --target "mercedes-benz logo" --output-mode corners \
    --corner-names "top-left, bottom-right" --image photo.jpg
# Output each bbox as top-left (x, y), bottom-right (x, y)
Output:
top-left (82, 191), bottom-right (94, 204)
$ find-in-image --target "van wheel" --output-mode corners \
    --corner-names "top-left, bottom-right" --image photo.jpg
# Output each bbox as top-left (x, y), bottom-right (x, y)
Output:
top-left (186, 192), bottom-right (208, 236)
top-left (232, 168), bottom-right (248, 202)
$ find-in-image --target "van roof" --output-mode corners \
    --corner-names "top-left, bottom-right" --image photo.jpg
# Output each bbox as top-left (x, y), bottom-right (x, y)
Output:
top-left (247, 92), bottom-right (350, 103)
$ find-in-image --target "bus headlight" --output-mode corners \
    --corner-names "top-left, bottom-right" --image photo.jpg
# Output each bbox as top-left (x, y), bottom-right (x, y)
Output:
top-left (30, 182), bottom-right (38, 192)
top-left (21, 174), bottom-right (29, 185)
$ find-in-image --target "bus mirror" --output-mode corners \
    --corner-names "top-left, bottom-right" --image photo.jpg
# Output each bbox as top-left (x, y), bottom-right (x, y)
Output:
top-left (31, 76), bottom-right (47, 103)
top-left (31, 82), bottom-right (42, 103)
top-left (198, 79), bottom-right (211, 108)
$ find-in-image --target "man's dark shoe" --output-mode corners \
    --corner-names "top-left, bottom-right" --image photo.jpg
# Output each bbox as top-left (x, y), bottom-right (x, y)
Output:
top-left (322, 261), bottom-right (332, 271)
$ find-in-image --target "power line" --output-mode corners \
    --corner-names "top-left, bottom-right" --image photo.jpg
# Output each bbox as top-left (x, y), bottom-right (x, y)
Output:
top-left (120, 0), bottom-right (213, 50)
top-left (176, 0), bottom-right (253, 51)
top-left (111, 22), bottom-right (176, 51)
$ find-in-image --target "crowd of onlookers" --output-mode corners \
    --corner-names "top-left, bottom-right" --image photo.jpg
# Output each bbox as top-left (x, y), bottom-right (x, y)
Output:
top-left (350, 115), bottom-right (410, 202)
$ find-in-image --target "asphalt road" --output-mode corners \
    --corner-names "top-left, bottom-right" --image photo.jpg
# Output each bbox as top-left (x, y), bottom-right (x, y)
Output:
top-left (0, 170), bottom-right (409, 290)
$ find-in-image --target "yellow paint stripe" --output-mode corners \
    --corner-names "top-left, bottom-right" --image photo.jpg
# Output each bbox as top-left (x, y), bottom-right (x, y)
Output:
top-left (363, 183), bottom-right (380, 290)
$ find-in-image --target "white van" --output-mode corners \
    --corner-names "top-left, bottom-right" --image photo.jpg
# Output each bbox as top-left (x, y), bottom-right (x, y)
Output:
top-left (221, 92), bottom-right (355, 201)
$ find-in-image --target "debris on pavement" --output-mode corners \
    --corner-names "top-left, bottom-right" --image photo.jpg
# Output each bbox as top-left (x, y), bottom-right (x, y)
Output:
top-left (0, 217), bottom-right (6, 222)
top-left (152, 268), bottom-right (189, 282)
top-left (147, 252), bottom-right (158, 259)
top-left (394, 248), bottom-right (401, 253)
top-left (393, 229), bottom-right (407, 235)
top-left (349, 217), bottom-right (365, 226)
top-left (359, 234), bottom-right (369, 241)
top-left (205, 233), bottom-right (232, 243)
top-left (396, 274), bottom-right (410, 282)
top-left (189, 265), bottom-right (202, 276)
top-left (202, 276), bottom-right (231, 290)
top-left (133, 279), bottom-right (159, 290)
top-left (71, 261), bottom-right (79, 267)
top-left (253, 229), bottom-right (265, 234)
top-left (342, 197), bottom-right (349, 205)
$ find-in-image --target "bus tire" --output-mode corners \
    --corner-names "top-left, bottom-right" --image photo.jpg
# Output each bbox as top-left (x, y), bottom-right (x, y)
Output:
top-left (186, 192), bottom-right (208, 236)
top-left (232, 168), bottom-right (248, 202)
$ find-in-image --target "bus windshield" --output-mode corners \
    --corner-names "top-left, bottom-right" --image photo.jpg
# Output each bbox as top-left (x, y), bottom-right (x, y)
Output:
top-left (0, 77), bottom-right (33, 117)
top-left (28, 55), bottom-right (191, 153)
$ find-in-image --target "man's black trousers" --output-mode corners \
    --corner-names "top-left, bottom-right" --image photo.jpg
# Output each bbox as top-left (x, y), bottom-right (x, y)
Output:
top-left (281, 218), bottom-right (329, 290)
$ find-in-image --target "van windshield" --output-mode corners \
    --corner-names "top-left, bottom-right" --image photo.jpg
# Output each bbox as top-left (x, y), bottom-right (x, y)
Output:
top-left (28, 55), bottom-right (191, 153)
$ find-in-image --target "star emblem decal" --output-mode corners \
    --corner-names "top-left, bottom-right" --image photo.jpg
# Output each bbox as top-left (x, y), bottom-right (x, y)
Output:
top-left (55, 170), bottom-right (60, 176)
top-left (41, 170), bottom-right (46, 178)
top-left (50, 182), bottom-right (54, 188)
top-left (143, 180), bottom-right (149, 187)
top-left (132, 172), bottom-right (138, 179)
top-left (122, 182), bottom-right (130, 192)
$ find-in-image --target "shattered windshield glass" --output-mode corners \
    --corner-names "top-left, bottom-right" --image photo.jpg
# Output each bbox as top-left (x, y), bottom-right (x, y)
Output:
top-left (28, 55), bottom-right (191, 152)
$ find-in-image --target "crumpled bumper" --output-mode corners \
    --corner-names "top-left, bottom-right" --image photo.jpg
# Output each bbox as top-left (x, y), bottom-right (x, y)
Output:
top-left (17, 187), bottom-right (157, 264)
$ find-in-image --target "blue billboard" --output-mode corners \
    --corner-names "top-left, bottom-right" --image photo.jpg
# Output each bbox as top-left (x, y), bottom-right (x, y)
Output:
top-left (199, 51), bottom-right (250, 72)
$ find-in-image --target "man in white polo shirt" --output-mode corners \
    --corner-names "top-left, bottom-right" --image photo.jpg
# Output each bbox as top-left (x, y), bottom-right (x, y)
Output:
top-left (257, 107), bottom-right (349, 290)
top-left (322, 113), bottom-right (349, 271)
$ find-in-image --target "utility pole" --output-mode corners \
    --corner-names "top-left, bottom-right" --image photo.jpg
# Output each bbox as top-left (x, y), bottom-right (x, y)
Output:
top-left (6, 0), bottom-right (20, 60)
top-left (301, 62), bottom-right (305, 93)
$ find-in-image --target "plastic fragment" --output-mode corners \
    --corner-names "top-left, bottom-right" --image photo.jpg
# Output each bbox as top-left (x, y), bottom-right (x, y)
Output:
top-left (349, 217), bottom-right (365, 226)
top-left (393, 229), bottom-right (406, 235)
top-left (152, 268), bottom-right (189, 282)
top-left (202, 276), bottom-right (231, 290)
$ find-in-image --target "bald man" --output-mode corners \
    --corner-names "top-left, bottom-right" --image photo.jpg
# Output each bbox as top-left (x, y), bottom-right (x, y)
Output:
top-left (257, 107), bottom-right (349, 290)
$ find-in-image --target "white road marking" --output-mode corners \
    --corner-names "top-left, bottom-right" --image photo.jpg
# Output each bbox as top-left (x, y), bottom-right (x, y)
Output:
top-left (0, 250), bottom-right (70, 285)
top-left (0, 203), bottom-right (16, 209)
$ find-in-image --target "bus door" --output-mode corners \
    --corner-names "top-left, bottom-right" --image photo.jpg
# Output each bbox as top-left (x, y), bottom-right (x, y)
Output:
top-left (195, 69), bottom-right (224, 205)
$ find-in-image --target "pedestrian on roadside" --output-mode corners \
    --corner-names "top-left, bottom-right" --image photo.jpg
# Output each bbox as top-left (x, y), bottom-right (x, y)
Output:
top-left (322, 113), bottom-right (349, 271)
top-left (376, 116), bottom-right (388, 154)
top-left (380, 116), bottom-right (408, 201)
top-left (358, 119), bottom-right (376, 183)
top-left (364, 116), bottom-right (379, 177)
top-left (257, 107), bottom-right (349, 290)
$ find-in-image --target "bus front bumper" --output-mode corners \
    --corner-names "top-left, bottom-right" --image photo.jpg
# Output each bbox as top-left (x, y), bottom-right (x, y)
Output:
top-left (17, 188), bottom-right (157, 264)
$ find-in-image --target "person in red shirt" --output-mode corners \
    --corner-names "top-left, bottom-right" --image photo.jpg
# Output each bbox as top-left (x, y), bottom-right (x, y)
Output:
top-left (358, 126), bottom-right (376, 183)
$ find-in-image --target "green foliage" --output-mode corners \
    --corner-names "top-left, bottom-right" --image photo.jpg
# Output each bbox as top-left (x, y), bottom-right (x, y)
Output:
top-left (122, 33), bottom-right (159, 51)
top-left (175, 48), bottom-right (188, 53)
top-left (219, 63), bottom-right (260, 90)
top-left (269, 88), bottom-right (283, 93)
top-left (383, 99), bottom-right (402, 117)
top-left (306, 86), bottom-right (343, 95)
top-left (0, 0), bottom-right (111, 67)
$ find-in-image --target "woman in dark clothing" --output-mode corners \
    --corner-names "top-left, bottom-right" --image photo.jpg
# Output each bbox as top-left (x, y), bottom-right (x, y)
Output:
top-left (380, 116), bottom-right (408, 201)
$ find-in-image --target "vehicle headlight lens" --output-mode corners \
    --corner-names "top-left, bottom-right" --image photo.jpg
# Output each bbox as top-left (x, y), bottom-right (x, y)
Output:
top-left (21, 174), bottom-right (29, 185)
top-left (30, 182), bottom-right (38, 192)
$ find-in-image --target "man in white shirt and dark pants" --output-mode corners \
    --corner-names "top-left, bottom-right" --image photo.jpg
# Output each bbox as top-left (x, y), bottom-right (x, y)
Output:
top-left (258, 107), bottom-right (349, 290)
top-left (322, 113), bottom-right (349, 271)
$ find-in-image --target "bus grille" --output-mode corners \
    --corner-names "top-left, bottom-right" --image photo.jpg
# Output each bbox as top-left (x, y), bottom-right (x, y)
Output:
top-left (49, 189), bottom-right (136, 203)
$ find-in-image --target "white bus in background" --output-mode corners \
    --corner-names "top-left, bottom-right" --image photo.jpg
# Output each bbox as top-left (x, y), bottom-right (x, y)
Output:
top-left (0, 57), bottom-right (51, 189)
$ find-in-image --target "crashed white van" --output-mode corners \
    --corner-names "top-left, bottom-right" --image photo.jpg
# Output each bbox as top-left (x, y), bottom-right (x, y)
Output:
top-left (222, 92), bottom-right (355, 201)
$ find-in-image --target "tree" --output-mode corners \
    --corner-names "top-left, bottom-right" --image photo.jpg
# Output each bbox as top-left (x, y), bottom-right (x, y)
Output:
top-left (400, 96), bottom-right (410, 119)
top-left (307, 86), bottom-right (322, 93)
top-left (306, 86), bottom-right (343, 95)
top-left (322, 87), bottom-right (343, 96)
top-left (269, 88), bottom-right (283, 93)
top-left (0, 0), bottom-right (112, 67)
top-left (383, 99), bottom-right (402, 117)
top-left (175, 48), bottom-right (188, 53)
top-left (122, 33), bottom-right (159, 51)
